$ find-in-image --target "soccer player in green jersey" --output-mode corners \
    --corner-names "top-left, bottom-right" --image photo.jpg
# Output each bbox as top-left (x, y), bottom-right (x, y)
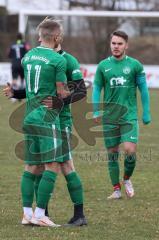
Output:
top-left (4, 21), bottom-right (87, 226)
top-left (52, 44), bottom-right (87, 226)
top-left (20, 18), bottom-right (71, 227)
top-left (92, 30), bottom-right (151, 199)
top-left (37, 44), bottom-right (87, 226)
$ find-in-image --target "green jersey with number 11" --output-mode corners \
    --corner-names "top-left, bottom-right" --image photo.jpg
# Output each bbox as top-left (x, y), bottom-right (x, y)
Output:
top-left (22, 46), bottom-right (67, 123)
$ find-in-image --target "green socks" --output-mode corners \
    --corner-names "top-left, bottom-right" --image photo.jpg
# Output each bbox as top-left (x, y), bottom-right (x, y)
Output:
top-left (108, 152), bottom-right (136, 187)
top-left (108, 152), bottom-right (120, 187)
top-left (34, 174), bottom-right (42, 202)
top-left (65, 172), bottom-right (83, 205)
top-left (21, 171), bottom-right (36, 207)
top-left (37, 170), bottom-right (57, 209)
top-left (34, 174), bottom-right (49, 216)
top-left (124, 154), bottom-right (136, 179)
top-left (21, 170), bottom-right (85, 212)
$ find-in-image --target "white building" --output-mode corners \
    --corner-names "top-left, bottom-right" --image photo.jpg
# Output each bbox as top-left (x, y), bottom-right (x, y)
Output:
top-left (0, 0), bottom-right (65, 13)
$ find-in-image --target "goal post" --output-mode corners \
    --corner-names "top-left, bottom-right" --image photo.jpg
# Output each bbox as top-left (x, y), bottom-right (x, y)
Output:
top-left (19, 9), bottom-right (159, 34)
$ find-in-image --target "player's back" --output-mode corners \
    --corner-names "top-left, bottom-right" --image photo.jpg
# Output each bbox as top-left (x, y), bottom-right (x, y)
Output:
top-left (22, 46), bottom-right (66, 98)
top-left (22, 46), bottom-right (66, 124)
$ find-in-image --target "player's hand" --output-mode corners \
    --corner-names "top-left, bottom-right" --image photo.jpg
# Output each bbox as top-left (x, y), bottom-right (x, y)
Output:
top-left (3, 82), bottom-right (13, 98)
top-left (41, 96), bottom-right (63, 110)
top-left (41, 96), bottom-right (53, 109)
top-left (94, 117), bottom-right (101, 124)
top-left (59, 89), bottom-right (70, 99)
top-left (142, 112), bottom-right (151, 125)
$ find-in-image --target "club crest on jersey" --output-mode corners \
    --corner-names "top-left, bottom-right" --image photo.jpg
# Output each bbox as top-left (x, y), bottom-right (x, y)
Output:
top-left (123, 66), bottom-right (131, 74)
top-left (110, 77), bottom-right (127, 86)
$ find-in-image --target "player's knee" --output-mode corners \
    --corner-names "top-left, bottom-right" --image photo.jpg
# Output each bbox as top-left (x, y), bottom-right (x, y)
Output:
top-left (125, 148), bottom-right (136, 155)
top-left (124, 143), bottom-right (136, 154)
top-left (25, 164), bottom-right (39, 174)
top-left (45, 162), bottom-right (61, 173)
top-left (61, 160), bottom-right (75, 175)
top-left (107, 145), bottom-right (119, 153)
top-left (34, 165), bottom-right (44, 175)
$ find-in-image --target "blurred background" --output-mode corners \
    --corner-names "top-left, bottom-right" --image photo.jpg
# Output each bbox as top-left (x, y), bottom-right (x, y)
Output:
top-left (0, 0), bottom-right (159, 85)
top-left (1, 0), bottom-right (159, 62)
top-left (0, 2), bottom-right (159, 239)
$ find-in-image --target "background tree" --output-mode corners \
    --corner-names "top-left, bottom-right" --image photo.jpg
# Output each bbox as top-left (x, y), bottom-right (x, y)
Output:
top-left (64, 0), bottom-right (159, 63)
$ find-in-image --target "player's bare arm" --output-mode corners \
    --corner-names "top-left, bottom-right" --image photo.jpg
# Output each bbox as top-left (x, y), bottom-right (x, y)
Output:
top-left (56, 82), bottom-right (70, 98)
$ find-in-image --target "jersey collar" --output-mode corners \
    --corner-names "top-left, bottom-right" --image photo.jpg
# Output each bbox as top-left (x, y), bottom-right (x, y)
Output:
top-left (37, 46), bottom-right (55, 51)
top-left (111, 55), bottom-right (127, 63)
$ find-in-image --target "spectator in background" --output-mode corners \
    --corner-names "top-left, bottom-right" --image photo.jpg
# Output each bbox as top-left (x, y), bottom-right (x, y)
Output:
top-left (8, 32), bottom-right (30, 89)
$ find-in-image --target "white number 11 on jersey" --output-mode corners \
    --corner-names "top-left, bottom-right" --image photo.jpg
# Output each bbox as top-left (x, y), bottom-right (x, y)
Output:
top-left (27, 64), bottom-right (41, 93)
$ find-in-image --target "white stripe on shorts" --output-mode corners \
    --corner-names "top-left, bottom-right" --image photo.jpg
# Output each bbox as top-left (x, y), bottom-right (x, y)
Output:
top-left (52, 124), bottom-right (57, 161)
top-left (65, 127), bottom-right (72, 160)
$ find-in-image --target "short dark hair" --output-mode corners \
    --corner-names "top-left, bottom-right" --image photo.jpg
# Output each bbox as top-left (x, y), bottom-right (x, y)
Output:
top-left (17, 32), bottom-right (23, 40)
top-left (110, 30), bottom-right (128, 42)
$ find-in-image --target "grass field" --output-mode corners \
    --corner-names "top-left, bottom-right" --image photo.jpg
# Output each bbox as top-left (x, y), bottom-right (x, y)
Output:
top-left (0, 88), bottom-right (159, 240)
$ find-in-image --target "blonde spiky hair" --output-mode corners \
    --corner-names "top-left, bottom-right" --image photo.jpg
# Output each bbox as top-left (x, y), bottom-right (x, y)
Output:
top-left (37, 17), bottom-right (63, 42)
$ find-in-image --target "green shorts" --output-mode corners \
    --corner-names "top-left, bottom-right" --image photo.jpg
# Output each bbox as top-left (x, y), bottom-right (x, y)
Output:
top-left (103, 120), bottom-right (139, 148)
top-left (23, 121), bottom-right (63, 165)
top-left (59, 106), bottom-right (73, 162)
top-left (60, 124), bottom-right (72, 162)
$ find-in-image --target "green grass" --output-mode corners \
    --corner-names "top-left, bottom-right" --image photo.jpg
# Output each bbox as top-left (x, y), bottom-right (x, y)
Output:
top-left (0, 88), bottom-right (159, 240)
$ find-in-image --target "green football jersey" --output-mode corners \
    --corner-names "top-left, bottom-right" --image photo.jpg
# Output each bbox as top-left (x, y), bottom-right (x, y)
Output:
top-left (22, 46), bottom-right (67, 124)
top-left (59, 50), bottom-right (83, 126)
top-left (94, 55), bottom-right (145, 123)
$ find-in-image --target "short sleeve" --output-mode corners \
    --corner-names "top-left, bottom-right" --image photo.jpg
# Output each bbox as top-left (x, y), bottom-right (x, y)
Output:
top-left (71, 58), bottom-right (83, 80)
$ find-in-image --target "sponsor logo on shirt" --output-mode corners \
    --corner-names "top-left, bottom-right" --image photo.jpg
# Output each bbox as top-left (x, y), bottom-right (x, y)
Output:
top-left (123, 66), bottom-right (131, 74)
top-left (110, 76), bottom-right (127, 86)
